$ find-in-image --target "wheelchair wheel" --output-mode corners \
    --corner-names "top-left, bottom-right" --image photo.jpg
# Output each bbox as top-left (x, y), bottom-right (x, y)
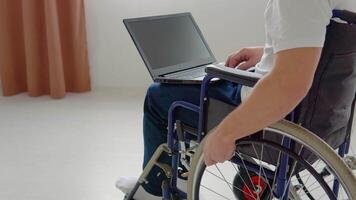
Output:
top-left (187, 120), bottom-right (356, 200)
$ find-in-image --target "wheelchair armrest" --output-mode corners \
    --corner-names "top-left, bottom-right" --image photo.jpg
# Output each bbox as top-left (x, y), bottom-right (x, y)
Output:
top-left (205, 66), bottom-right (263, 87)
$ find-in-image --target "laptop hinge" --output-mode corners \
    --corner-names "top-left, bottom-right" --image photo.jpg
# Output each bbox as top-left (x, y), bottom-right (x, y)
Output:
top-left (161, 63), bottom-right (212, 77)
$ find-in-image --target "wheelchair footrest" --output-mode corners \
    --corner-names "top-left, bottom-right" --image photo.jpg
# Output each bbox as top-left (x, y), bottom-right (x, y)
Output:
top-left (156, 162), bottom-right (173, 178)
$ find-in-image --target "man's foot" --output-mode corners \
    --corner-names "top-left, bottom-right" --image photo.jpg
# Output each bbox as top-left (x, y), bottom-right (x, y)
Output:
top-left (116, 177), bottom-right (162, 200)
top-left (115, 177), bottom-right (188, 200)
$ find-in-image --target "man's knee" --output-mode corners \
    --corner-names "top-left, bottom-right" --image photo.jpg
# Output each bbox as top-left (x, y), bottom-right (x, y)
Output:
top-left (146, 83), bottom-right (161, 99)
top-left (145, 83), bottom-right (170, 113)
top-left (145, 83), bottom-right (163, 106)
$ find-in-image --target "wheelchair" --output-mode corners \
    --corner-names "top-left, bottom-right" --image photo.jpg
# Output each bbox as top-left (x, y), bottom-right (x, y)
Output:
top-left (125, 10), bottom-right (356, 200)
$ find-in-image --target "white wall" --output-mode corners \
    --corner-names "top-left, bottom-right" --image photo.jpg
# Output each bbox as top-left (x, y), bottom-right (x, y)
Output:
top-left (85, 0), bottom-right (267, 89)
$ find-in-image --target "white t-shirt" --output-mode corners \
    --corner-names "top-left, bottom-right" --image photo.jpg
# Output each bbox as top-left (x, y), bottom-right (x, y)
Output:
top-left (241, 0), bottom-right (356, 100)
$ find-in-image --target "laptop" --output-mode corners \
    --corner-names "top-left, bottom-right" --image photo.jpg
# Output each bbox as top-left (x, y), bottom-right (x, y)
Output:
top-left (123, 12), bottom-right (222, 84)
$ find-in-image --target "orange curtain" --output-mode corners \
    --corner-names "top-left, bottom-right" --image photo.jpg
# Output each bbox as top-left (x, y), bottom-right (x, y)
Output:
top-left (0, 0), bottom-right (91, 99)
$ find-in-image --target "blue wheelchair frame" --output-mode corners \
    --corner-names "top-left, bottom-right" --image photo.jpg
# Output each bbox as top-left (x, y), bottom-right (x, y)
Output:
top-left (165, 72), bottom-right (352, 200)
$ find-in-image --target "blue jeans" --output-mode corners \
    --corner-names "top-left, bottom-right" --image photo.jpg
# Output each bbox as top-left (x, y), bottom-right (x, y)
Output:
top-left (142, 81), bottom-right (242, 196)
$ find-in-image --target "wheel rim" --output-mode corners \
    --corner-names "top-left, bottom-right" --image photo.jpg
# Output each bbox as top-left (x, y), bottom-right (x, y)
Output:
top-left (188, 121), bottom-right (356, 200)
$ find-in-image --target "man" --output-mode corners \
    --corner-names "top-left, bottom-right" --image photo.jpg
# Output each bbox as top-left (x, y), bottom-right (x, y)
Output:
top-left (117, 0), bottom-right (356, 199)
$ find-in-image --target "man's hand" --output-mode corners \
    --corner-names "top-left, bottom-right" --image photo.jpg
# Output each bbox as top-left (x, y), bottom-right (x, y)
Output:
top-left (225, 47), bottom-right (264, 70)
top-left (203, 124), bottom-right (236, 166)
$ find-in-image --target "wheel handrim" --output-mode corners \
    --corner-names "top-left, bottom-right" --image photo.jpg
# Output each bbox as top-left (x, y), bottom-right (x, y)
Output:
top-left (188, 121), bottom-right (356, 200)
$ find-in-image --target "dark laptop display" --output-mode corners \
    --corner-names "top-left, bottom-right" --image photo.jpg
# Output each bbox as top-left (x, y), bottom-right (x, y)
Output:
top-left (124, 13), bottom-right (217, 83)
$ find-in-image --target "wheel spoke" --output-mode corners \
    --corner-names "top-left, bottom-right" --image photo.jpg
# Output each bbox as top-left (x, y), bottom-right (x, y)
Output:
top-left (251, 143), bottom-right (273, 194)
top-left (230, 163), bottom-right (255, 195)
top-left (298, 178), bottom-right (334, 197)
top-left (269, 136), bottom-right (284, 200)
top-left (200, 184), bottom-right (232, 200)
top-left (235, 150), bottom-right (258, 192)
top-left (257, 144), bottom-right (263, 200)
top-left (215, 165), bottom-right (234, 192)
top-left (278, 144), bottom-right (304, 199)
top-left (205, 169), bottom-right (256, 199)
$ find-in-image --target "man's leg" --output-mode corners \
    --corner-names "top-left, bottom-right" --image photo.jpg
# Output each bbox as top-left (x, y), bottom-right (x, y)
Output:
top-left (142, 81), bottom-right (242, 196)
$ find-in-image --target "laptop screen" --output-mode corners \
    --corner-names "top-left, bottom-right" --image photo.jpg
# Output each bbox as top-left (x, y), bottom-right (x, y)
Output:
top-left (124, 13), bottom-right (216, 77)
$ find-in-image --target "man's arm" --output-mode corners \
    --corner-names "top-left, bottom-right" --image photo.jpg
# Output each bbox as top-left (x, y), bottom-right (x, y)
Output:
top-left (203, 47), bottom-right (322, 166)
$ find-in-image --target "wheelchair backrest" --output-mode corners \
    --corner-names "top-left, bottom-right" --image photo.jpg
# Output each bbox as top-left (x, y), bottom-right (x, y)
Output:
top-left (297, 10), bottom-right (356, 149)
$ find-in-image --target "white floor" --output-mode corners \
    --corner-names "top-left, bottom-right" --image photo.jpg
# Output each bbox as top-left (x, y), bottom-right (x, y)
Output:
top-left (0, 89), bottom-right (355, 200)
top-left (0, 89), bottom-right (147, 200)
